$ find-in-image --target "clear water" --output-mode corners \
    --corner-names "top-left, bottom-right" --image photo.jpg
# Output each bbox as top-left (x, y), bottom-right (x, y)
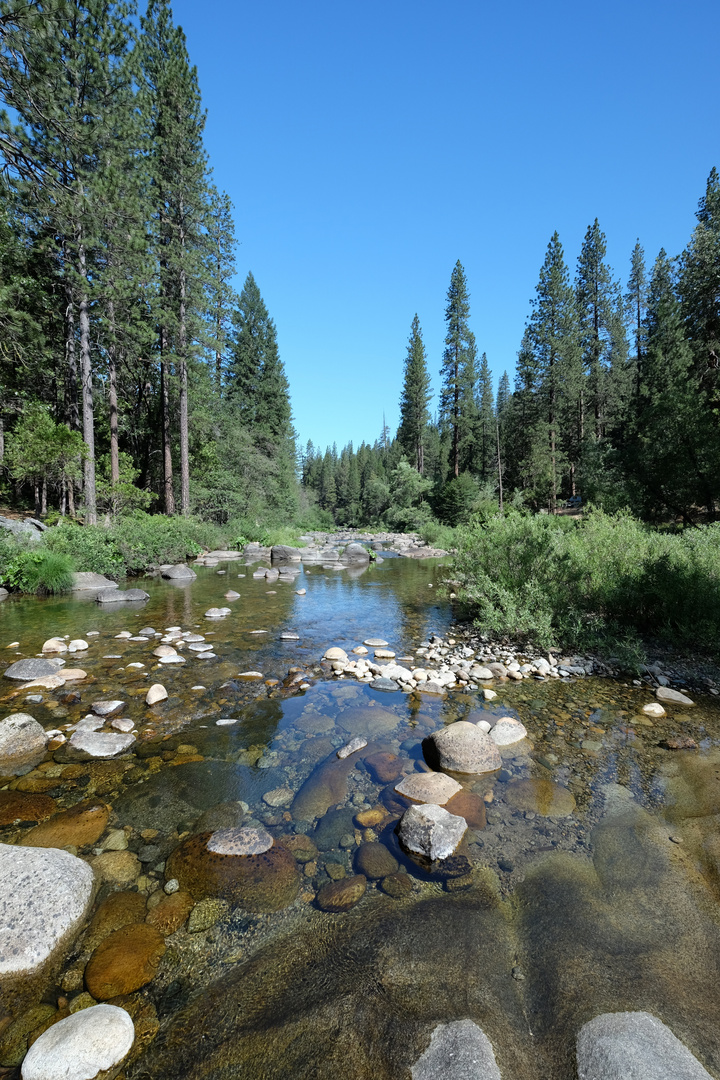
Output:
top-left (2, 556), bottom-right (720, 1080)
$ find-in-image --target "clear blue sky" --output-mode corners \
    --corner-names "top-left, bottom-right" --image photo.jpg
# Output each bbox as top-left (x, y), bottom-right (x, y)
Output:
top-left (172, 0), bottom-right (718, 452)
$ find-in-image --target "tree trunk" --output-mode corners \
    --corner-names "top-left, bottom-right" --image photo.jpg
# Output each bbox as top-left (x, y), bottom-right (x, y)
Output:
top-left (68, 478), bottom-right (75, 518)
top-left (63, 258), bottom-right (79, 431)
top-left (34, 479), bottom-right (40, 517)
top-left (453, 350), bottom-right (460, 478)
top-left (178, 259), bottom-right (190, 516)
top-left (160, 327), bottom-right (175, 515)
top-left (41, 476), bottom-right (47, 516)
top-left (108, 300), bottom-right (120, 485)
top-left (78, 241), bottom-right (96, 525)
top-left (0, 416), bottom-right (4, 465)
top-left (496, 418), bottom-right (504, 514)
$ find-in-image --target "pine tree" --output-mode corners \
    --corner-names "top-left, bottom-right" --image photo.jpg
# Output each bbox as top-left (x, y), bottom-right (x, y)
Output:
top-left (626, 240), bottom-right (648, 375)
top-left (397, 314), bottom-right (432, 472)
top-left (440, 260), bottom-right (476, 478)
top-left (576, 219), bottom-right (616, 442)
top-left (206, 187), bottom-right (237, 393)
top-left (476, 352), bottom-right (495, 482)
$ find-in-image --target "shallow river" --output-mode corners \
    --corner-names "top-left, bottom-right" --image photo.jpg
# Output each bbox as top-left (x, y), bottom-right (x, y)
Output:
top-left (3, 554), bottom-right (720, 1079)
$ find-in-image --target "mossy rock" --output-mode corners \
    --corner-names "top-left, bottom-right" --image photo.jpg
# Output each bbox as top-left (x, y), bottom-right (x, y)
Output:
top-left (84, 923), bottom-right (166, 1000)
top-left (316, 874), bottom-right (366, 912)
top-left (165, 833), bottom-right (300, 912)
top-left (19, 799), bottom-right (110, 849)
top-left (354, 842), bottom-right (398, 880)
top-left (0, 790), bottom-right (57, 826)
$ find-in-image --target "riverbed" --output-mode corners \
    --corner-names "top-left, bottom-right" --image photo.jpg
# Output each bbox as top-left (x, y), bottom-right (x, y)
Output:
top-left (3, 552), bottom-right (720, 1079)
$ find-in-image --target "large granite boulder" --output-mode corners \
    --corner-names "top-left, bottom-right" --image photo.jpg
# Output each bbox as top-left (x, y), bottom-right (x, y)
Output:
top-left (71, 572), bottom-right (118, 593)
top-left (0, 844), bottom-right (95, 982)
top-left (397, 803), bottom-right (467, 861)
top-left (411, 1020), bottom-right (501, 1079)
top-left (426, 721), bottom-right (502, 775)
top-left (161, 564), bottom-right (197, 581)
top-left (0, 713), bottom-right (48, 775)
top-left (96, 588), bottom-right (149, 603)
top-left (0, 516), bottom-right (43, 542)
top-left (340, 542), bottom-right (370, 564)
top-left (271, 545), bottom-right (303, 562)
top-left (3, 659), bottom-right (59, 682)
top-left (576, 1011), bottom-right (713, 1080)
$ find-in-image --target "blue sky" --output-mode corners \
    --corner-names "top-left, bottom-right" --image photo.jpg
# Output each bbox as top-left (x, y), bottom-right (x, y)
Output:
top-left (172, 0), bottom-right (718, 452)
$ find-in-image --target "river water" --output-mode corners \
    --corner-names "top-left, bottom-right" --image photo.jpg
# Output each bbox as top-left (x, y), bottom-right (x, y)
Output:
top-left (2, 554), bottom-right (720, 1079)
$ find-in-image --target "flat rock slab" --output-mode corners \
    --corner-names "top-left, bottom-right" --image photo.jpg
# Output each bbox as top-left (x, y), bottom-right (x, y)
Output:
top-left (371, 677), bottom-right (400, 692)
top-left (656, 687), bottom-right (695, 706)
top-left (4, 658), bottom-right (59, 681)
top-left (411, 1019), bottom-right (501, 1080)
top-left (91, 700), bottom-right (125, 717)
top-left (21, 1003), bottom-right (134, 1080)
top-left (0, 843), bottom-right (95, 977)
top-left (63, 730), bottom-right (136, 760)
top-left (395, 772), bottom-right (462, 805)
top-left (0, 713), bottom-right (48, 775)
top-left (398, 803), bottom-right (467, 861)
top-left (577, 1011), bottom-right (714, 1080)
top-left (96, 588), bottom-right (149, 603)
top-left (71, 572), bottom-right (119, 592)
top-left (364, 638), bottom-right (389, 647)
top-left (204, 550), bottom-right (243, 560)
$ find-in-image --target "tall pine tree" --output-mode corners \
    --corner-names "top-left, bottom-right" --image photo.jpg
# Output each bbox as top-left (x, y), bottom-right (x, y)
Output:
top-left (397, 314), bottom-right (431, 473)
top-left (440, 260), bottom-right (476, 478)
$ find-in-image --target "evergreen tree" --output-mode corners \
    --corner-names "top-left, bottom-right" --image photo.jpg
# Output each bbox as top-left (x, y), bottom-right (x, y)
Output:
top-left (626, 240), bottom-right (648, 375)
top-left (476, 352), bottom-right (495, 482)
top-left (397, 314), bottom-right (432, 472)
top-left (576, 219), bottom-right (616, 442)
top-left (440, 260), bottom-right (476, 478)
top-left (206, 187), bottom-right (237, 393)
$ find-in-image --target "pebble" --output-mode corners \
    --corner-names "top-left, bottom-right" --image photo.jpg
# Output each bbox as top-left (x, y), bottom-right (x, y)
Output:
top-left (337, 736), bottom-right (368, 759)
top-left (315, 874), bottom-right (366, 912)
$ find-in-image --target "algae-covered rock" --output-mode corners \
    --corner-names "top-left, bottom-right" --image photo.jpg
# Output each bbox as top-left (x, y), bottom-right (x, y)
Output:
top-left (83, 892), bottom-right (148, 952)
top-left (291, 752), bottom-right (359, 820)
top-left (0, 790), bottom-right (56, 826)
top-left (165, 833), bottom-right (299, 912)
top-left (187, 898), bottom-right (228, 933)
top-left (504, 777), bottom-right (576, 817)
top-left (316, 874), bottom-right (366, 912)
top-left (146, 890), bottom-right (194, 935)
top-left (354, 842), bottom-right (399, 879)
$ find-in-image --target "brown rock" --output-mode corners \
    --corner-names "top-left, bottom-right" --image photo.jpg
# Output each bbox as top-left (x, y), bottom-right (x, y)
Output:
top-left (337, 706), bottom-right (400, 738)
top-left (444, 789), bottom-right (487, 829)
top-left (14, 774), bottom-right (58, 794)
top-left (354, 808), bottom-right (386, 828)
top-left (0, 790), bottom-right (56, 826)
top-left (146, 889), bottom-right (194, 935)
top-left (354, 842), bottom-right (399, 879)
top-left (91, 850), bottom-right (141, 884)
top-left (380, 872), bottom-right (413, 898)
top-left (83, 892), bottom-right (147, 951)
top-left (19, 798), bottom-right (110, 848)
top-left (85, 923), bottom-right (166, 999)
top-left (505, 777), bottom-right (576, 817)
top-left (364, 752), bottom-right (403, 784)
top-left (315, 874), bottom-right (366, 912)
top-left (277, 833), bottom-right (319, 863)
top-left (291, 753), bottom-right (358, 820)
top-left (165, 833), bottom-right (300, 912)
top-left (660, 737), bottom-right (698, 750)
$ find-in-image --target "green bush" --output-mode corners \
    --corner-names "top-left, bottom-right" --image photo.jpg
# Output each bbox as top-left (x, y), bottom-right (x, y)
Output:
top-left (1, 549), bottom-right (74, 594)
top-left (111, 512), bottom-right (225, 573)
top-left (453, 508), bottom-right (720, 656)
top-left (43, 521), bottom-right (125, 578)
top-left (418, 520), bottom-right (458, 550)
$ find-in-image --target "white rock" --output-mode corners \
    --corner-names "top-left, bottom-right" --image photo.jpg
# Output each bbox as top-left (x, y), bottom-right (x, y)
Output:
top-left (576, 1011), bottom-right (713, 1080)
top-left (398, 803), bottom-right (467, 861)
top-left (476, 720), bottom-right (491, 733)
top-left (21, 1004), bottom-right (135, 1080)
top-left (395, 772), bottom-right (462, 805)
top-left (643, 702), bottom-right (666, 717)
top-left (153, 645), bottom-right (177, 657)
top-left (337, 736), bottom-right (368, 759)
top-left (91, 700), bottom-right (125, 717)
top-left (0, 844), bottom-right (95, 977)
top-left (216, 718), bottom-right (238, 726)
top-left (0, 713), bottom-right (48, 775)
top-left (146, 683), bottom-right (168, 705)
top-left (489, 717), bottom-right (528, 746)
top-left (111, 718), bottom-right (135, 733)
top-left (483, 689), bottom-right (497, 701)
top-left (68, 639), bottom-right (89, 652)
top-left (364, 638), bottom-right (388, 647)
top-left (323, 647), bottom-right (348, 662)
top-left (164, 878), bottom-right (179, 894)
top-left (656, 686), bottom-right (695, 706)
top-left (159, 654), bottom-right (186, 664)
top-left (67, 730), bottom-right (136, 759)
top-left (429, 721), bottom-right (502, 774)
top-left (411, 1019), bottom-right (501, 1080)
top-left (42, 637), bottom-right (68, 653)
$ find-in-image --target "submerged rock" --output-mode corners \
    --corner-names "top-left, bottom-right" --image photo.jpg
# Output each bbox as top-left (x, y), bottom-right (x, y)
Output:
top-left (96, 588), bottom-right (149, 603)
top-left (0, 713), bottom-right (48, 775)
top-left (3, 659), bottom-right (59, 681)
top-left (165, 833), bottom-right (300, 912)
top-left (0, 844), bottom-right (95, 980)
top-left (85, 923), bottom-right (166, 1000)
top-left (397, 803), bottom-right (467, 861)
top-left (0, 790), bottom-right (56, 826)
top-left (291, 751), bottom-right (359, 820)
top-left (576, 1011), bottom-right (713, 1080)
top-left (19, 799), bottom-right (110, 849)
top-left (354, 842), bottom-right (398, 879)
top-left (207, 826), bottom-right (273, 855)
top-left (505, 778), bottom-right (576, 817)
top-left (20, 1004), bottom-right (135, 1080)
top-left (316, 874), bottom-right (366, 912)
top-left (411, 1019), bottom-right (501, 1080)
top-left (62, 730), bottom-right (136, 760)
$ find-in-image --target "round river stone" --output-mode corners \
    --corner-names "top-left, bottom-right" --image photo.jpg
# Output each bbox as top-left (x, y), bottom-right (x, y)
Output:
top-left (85, 923), bottom-right (166, 999)
top-left (20, 1004), bottom-right (135, 1080)
top-left (19, 799), bottom-right (110, 849)
top-left (207, 826), bottom-right (273, 855)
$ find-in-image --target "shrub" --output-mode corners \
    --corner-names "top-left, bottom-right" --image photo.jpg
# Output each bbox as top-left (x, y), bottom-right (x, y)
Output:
top-left (43, 521), bottom-right (125, 578)
top-left (111, 512), bottom-right (225, 573)
top-left (1, 549), bottom-right (74, 594)
top-left (453, 508), bottom-right (720, 656)
top-left (418, 520), bottom-right (458, 551)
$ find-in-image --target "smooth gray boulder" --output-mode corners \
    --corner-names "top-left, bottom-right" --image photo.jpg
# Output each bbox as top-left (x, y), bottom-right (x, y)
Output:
top-left (3, 658), bottom-right (59, 681)
top-left (161, 563), bottom-right (197, 581)
top-left (656, 686), bottom-right (695, 706)
top-left (0, 713), bottom-right (48, 775)
top-left (340, 542), bottom-right (370, 563)
top-left (204, 550), bottom-right (243, 560)
top-left (576, 1011), bottom-right (713, 1080)
top-left (91, 700), bottom-right (125, 717)
top-left (96, 587), bottom-right (149, 603)
top-left (0, 515), bottom-right (43, 542)
top-left (395, 772), bottom-right (462, 805)
top-left (21, 1004), bottom-right (134, 1080)
top-left (0, 587), bottom-right (9, 601)
top-left (71, 572), bottom-right (118, 592)
top-left (428, 721), bottom-right (502, 774)
top-left (271, 544), bottom-right (303, 562)
top-left (0, 844), bottom-right (95, 979)
top-left (411, 1019), bottom-right (501, 1079)
top-left (397, 803), bottom-right (467, 861)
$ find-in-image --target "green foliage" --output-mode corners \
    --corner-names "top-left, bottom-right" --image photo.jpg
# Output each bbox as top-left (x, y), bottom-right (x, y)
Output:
top-left (111, 512), bottom-right (221, 573)
top-left (418, 520), bottom-right (458, 550)
top-left (43, 520), bottom-right (126, 578)
top-left (454, 508), bottom-right (720, 655)
top-left (96, 454), bottom-right (156, 518)
top-left (1, 549), bottom-right (74, 595)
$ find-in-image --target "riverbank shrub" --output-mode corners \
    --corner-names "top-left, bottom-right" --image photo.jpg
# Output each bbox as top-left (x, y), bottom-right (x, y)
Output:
top-left (453, 509), bottom-right (720, 654)
top-left (0, 549), bottom-right (74, 594)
